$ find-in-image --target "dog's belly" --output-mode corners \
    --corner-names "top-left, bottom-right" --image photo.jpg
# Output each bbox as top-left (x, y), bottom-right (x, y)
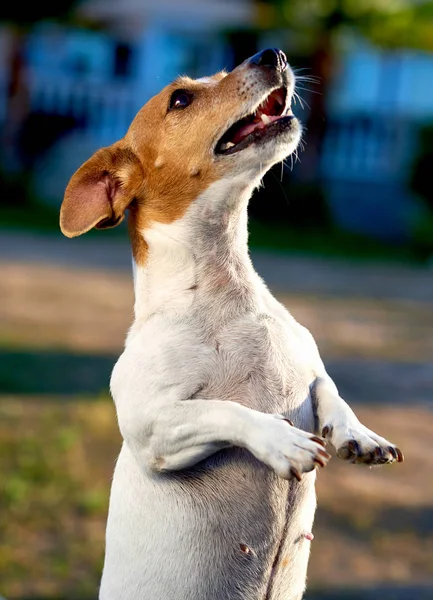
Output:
top-left (101, 309), bottom-right (318, 599)
top-left (100, 441), bottom-right (316, 600)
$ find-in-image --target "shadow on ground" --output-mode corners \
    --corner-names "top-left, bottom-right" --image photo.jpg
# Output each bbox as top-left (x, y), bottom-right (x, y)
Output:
top-left (315, 505), bottom-right (433, 538)
top-left (306, 587), bottom-right (433, 599)
top-left (2, 348), bottom-right (433, 406)
top-left (11, 587), bottom-right (433, 600)
top-left (0, 349), bottom-right (115, 395)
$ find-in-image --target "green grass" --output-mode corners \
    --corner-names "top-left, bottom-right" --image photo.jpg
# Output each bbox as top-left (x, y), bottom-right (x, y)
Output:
top-left (0, 396), bottom-right (117, 598)
top-left (0, 203), bottom-right (60, 233)
top-left (248, 219), bottom-right (419, 263)
top-left (0, 199), bottom-right (422, 264)
top-left (1, 397), bottom-right (431, 600)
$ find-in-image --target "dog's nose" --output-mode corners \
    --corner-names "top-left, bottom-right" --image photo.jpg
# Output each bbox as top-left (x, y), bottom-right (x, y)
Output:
top-left (249, 48), bottom-right (288, 72)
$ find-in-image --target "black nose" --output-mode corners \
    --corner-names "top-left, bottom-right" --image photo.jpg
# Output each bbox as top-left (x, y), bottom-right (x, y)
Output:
top-left (249, 48), bottom-right (288, 72)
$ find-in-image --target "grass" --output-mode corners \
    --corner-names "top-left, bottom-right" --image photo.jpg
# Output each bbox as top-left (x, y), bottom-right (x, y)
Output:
top-left (0, 200), bottom-right (421, 264)
top-left (2, 396), bottom-right (432, 599)
top-left (0, 203), bottom-right (60, 233)
top-left (248, 219), bottom-right (418, 263)
top-left (0, 396), bottom-right (119, 598)
top-left (1, 248), bottom-right (433, 598)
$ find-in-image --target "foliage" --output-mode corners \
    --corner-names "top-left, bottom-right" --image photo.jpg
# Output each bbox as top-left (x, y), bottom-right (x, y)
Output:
top-left (408, 123), bottom-right (433, 259)
top-left (248, 219), bottom-right (416, 262)
top-left (409, 123), bottom-right (433, 213)
top-left (0, 1), bottom-right (78, 25)
top-left (260, 0), bottom-right (433, 50)
top-left (410, 211), bottom-right (433, 261)
top-left (250, 165), bottom-right (332, 229)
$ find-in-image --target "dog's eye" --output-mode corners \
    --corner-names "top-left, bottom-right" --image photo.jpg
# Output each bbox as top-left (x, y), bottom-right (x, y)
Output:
top-left (169, 90), bottom-right (194, 111)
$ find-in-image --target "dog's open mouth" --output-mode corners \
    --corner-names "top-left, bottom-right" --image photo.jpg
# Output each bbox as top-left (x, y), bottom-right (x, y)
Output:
top-left (215, 87), bottom-right (292, 156)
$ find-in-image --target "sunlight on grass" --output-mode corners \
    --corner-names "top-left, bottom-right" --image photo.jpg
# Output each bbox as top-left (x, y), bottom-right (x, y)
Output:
top-left (1, 258), bottom-right (432, 598)
top-left (0, 396), bottom-right (120, 598)
top-left (1, 396), bottom-right (432, 597)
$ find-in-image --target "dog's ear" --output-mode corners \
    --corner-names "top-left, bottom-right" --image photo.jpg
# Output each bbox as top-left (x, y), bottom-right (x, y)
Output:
top-left (60, 145), bottom-right (144, 238)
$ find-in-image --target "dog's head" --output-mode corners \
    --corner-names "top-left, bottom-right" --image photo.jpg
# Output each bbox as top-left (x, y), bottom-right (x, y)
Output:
top-left (60, 48), bottom-right (301, 261)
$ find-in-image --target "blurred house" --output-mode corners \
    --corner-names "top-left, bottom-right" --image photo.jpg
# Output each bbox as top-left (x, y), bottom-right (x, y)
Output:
top-left (322, 39), bottom-right (433, 240)
top-left (1, 0), bottom-right (433, 241)
top-left (0, 0), bottom-right (253, 205)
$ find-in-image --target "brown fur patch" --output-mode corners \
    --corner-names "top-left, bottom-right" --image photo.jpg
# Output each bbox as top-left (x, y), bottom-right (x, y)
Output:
top-left (60, 145), bottom-right (144, 238)
top-left (61, 63), bottom-right (262, 263)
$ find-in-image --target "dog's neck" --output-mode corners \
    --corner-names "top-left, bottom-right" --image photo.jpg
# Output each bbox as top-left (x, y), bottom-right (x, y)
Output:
top-left (131, 176), bottom-right (261, 322)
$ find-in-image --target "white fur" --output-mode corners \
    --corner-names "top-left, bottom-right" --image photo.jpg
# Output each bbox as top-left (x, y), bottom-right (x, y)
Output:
top-left (98, 63), bottom-right (401, 600)
top-left (195, 76), bottom-right (214, 84)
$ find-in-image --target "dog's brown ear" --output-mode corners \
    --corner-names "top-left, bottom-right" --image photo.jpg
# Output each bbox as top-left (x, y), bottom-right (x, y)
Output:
top-left (60, 145), bottom-right (144, 238)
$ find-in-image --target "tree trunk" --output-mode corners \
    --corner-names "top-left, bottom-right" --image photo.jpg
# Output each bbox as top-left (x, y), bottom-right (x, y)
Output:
top-left (2, 25), bottom-right (29, 178)
top-left (297, 32), bottom-right (334, 183)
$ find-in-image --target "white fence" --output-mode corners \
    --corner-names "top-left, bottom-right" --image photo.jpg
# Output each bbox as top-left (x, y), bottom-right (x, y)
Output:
top-left (321, 114), bottom-right (414, 183)
top-left (27, 74), bottom-right (145, 145)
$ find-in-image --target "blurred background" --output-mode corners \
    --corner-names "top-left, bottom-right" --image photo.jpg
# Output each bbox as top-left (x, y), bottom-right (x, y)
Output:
top-left (1, 0), bottom-right (433, 598)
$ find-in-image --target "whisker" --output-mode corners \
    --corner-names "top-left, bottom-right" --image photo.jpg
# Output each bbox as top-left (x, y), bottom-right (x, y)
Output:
top-left (293, 90), bottom-right (308, 111)
top-left (295, 89), bottom-right (312, 110)
top-left (293, 90), bottom-right (302, 109)
top-left (268, 167), bottom-right (290, 204)
top-left (296, 75), bottom-right (321, 85)
top-left (282, 158), bottom-right (291, 172)
top-left (296, 85), bottom-right (323, 97)
top-left (293, 67), bottom-right (315, 75)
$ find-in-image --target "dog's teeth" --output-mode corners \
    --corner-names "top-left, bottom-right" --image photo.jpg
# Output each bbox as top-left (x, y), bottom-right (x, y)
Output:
top-left (261, 114), bottom-right (271, 125)
top-left (221, 141), bottom-right (235, 151)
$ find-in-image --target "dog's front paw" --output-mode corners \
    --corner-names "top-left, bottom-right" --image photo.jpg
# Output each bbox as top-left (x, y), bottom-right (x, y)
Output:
top-left (322, 420), bottom-right (404, 465)
top-left (253, 415), bottom-right (331, 481)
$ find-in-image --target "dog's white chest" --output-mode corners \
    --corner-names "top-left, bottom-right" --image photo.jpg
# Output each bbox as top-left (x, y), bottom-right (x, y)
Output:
top-left (125, 301), bottom-right (315, 423)
top-left (204, 310), bottom-right (315, 420)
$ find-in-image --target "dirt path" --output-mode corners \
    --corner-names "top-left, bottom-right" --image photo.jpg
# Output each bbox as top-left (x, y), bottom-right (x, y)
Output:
top-left (2, 230), bottom-right (432, 405)
top-left (2, 228), bottom-right (433, 302)
top-left (1, 230), bottom-right (433, 597)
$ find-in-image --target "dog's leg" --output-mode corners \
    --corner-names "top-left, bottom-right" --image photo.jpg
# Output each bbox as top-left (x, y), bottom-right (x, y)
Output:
top-left (312, 375), bottom-right (404, 465)
top-left (117, 397), bottom-right (330, 479)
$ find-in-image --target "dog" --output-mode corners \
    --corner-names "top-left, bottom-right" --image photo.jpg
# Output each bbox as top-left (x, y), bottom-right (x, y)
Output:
top-left (60, 48), bottom-right (403, 600)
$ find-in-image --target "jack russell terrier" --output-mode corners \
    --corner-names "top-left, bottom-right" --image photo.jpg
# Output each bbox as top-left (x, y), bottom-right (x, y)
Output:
top-left (60, 48), bottom-right (403, 600)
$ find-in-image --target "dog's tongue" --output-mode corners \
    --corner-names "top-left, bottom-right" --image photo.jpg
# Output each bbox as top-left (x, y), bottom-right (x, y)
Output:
top-left (229, 89), bottom-right (285, 145)
top-left (231, 113), bottom-right (281, 144)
